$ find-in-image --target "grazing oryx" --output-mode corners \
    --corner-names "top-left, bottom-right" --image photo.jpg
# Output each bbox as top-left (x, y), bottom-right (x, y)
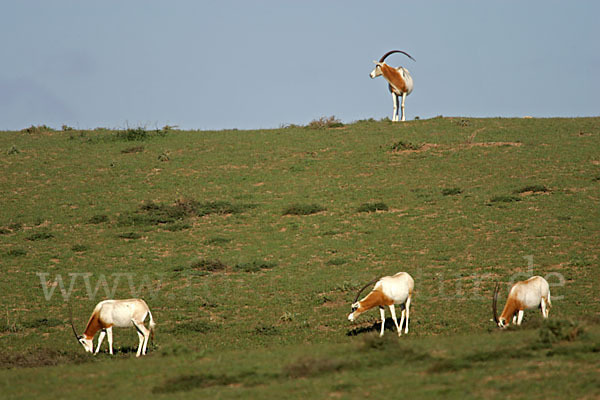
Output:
top-left (370, 50), bottom-right (415, 122)
top-left (70, 299), bottom-right (156, 357)
top-left (348, 272), bottom-right (414, 337)
top-left (492, 276), bottom-right (551, 328)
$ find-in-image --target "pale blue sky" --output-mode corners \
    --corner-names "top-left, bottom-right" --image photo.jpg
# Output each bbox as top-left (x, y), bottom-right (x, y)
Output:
top-left (1, 1), bottom-right (598, 130)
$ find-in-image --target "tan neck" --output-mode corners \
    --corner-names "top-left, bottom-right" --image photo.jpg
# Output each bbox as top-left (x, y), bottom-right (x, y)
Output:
top-left (83, 313), bottom-right (104, 339)
top-left (357, 290), bottom-right (393, 314)
top-left (500, 297), bottom-right (522, 321)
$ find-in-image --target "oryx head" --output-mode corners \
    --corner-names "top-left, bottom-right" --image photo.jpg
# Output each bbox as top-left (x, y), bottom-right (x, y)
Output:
top-left (69, 305), bottom-right (94, 353)
top-left (348, 302), bottom-right (361, 321)
top-left (492, 283), bottom-right (507, 329)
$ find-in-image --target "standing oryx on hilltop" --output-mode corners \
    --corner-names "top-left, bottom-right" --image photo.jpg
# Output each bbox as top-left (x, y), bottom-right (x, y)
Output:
top-left (70, 299), bottom-right (156, 357)
top-left (370, 50), bottom-right (415, 122)
top-left (348, 272), bottom-right (414, 337)
top-left (492, 276), bottom-right (551, 328)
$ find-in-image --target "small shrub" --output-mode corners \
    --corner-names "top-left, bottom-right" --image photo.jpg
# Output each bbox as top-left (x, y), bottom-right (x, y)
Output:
top-left (283, 203), bottom-right (326, 216)
top-left (307, 116), bottom-right (344, 129)
top-left (119, 199), bottom-right (252, 227)
top-left (252, 325), bottom-right (280, 336)
top-left (490, 195), bottom-right (521, 203)
top-left (234, 261), bottom-right (277, 273)
top-left (21, 125), bottom-right (55, 134)
top-left (26, 231), bottom-right (54, 241)
top-left (442, 187), bottom-right (462, 196)
top-left (7, 145), bottom-right (20, 155)
top-left (118, 232), bottom-right (141, 240)
top-left (88, 214), bottom-right (109, 224)
top-left (6, 249), bottom-right (27, 257)
top-left (516, 185), bottom-right (549, 194)
top-left (357, 202), bottom-right (388, 213)
top-left (116, 127), bottom-right (148, 141)
top-left (71, 244), bottom-right (88, 252)
top-left (390, 141), bottom-right (423, 151)
top-left (1, 311), bottom-right (23, 333)
top-left (158, 151), bottom-right (170, 162)
top-left (190, 258), bottom-right (227, 272)
top-left (8, 223), bottom-right (22, 231)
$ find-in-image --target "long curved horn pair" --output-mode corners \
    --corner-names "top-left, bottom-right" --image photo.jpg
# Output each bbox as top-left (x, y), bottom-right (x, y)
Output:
top-left (379, 50), bottom-right (416, 63)
top-left (492, 283), bottom-right (500, 324)
top-left (353, 277), bottom-right (380, 304)
top-left (68, 303), bottom-right (80, 340)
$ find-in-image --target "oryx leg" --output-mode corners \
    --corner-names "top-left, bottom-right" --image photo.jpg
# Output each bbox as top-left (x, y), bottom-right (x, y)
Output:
top-left (389, 305), bottom-right (401, 336)
top-left (404, 296), bottom-right (411, 334)
top-left (106, 326), bottom-right (113, 355)
top-left (541, 297), bottom-right (549, 319)
top-left (379, 306), bottom-right (386, 337)
top-left (516, 310), bottom-right (524, 325)
top-left (132, 320), bottom-right (149, 356)
top-left (400, 92), bottom-right (407, 121)
top-left (513, 315), bottom-right (518, 325)
top-left (392, 93), bottom-right (399, 122)
top-left (95, 330), bottom-right (106, 354)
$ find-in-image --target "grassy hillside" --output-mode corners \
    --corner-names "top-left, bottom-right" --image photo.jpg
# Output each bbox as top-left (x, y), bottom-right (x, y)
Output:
top-left (1, 117), bottom-right (599, 398)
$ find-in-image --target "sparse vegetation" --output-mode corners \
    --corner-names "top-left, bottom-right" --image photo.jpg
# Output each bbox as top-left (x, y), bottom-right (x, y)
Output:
top-left (0, 117), bottom-right (599, 398)
top-left (307, 116), bottom-right (344, 129)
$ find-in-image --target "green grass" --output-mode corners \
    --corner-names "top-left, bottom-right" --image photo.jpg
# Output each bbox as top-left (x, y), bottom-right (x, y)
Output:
top-left (1, 117), bottom-right (599, 398)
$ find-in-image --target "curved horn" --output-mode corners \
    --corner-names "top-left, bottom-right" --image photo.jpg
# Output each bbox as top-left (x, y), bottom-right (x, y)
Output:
top-left (379, 50), bottom-right (416, 63)
top-left (68, 303), bottom-right (79, 340)
top-left (353, 277), bottom-right (380, 304)
top-left (492, 283), bottom-right (500, 324)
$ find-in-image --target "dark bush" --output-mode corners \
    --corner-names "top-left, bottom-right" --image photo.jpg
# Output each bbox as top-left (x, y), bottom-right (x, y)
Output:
top-left (357, 202), bottom-right (388, 213)
top-left (26, 231), bottom-right (54, 241)
top-left (88, 214), bottom-right (109, 224)
top-left (283, 203), bottom-right (326, 216)
top-left (516, 185), bottom-right (549, 194)
top-left (190, 259), bottom-right (227, 272)
top-left (442, 187), bottom-right (462, 196)
top-left (390, 141), bottom-right (423, 151)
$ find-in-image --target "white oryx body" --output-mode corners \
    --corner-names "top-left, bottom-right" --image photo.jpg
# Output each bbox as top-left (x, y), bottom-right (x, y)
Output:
top-left (348, 272), bottom-right (414, 337)
top-left (493, 276), bottom-right (551, 328)
top-left (71, 299), bottom-right (156, 357)
top-left (370, 50), bottom-right (415, 122)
